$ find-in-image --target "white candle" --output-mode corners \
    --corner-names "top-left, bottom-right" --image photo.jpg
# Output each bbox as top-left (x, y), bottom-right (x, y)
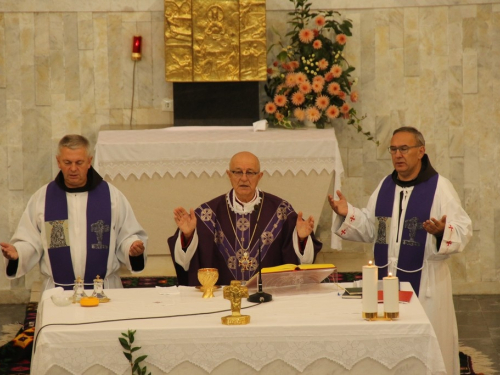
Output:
top-left (383, 273), bottom-right (399, 313)
top-left (362, 261), bottom-right (378, 314)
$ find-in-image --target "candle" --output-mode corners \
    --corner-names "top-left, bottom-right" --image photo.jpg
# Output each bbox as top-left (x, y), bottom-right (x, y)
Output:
top-left (132, 36), bottom-right (142, 61)
top-left (362, 261), bottom-right (378, 317)
top-left (383, 272), bottom-right (399, 318)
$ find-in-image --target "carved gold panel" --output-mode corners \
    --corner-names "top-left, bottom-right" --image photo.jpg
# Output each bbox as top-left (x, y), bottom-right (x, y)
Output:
top-left (164, 0), bottom-right (266, 82)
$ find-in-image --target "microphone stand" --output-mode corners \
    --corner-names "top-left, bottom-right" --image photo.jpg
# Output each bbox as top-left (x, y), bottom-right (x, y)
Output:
top-left (247, 240), bottom-right (272, 303)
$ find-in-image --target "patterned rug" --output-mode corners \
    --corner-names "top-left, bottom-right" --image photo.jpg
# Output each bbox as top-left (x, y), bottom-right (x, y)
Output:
top-left (0, 275), bottom-right (489, 375)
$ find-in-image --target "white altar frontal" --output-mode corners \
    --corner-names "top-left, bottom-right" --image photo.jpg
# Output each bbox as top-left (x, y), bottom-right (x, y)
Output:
top-left (32, 283), bottom-right (445, 375)
top-left (94, 126), bottom-right (344, 275)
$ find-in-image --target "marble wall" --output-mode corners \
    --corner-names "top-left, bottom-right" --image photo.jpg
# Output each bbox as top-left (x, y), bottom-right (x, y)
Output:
top-left (0, 0), bottom-right (498, 301)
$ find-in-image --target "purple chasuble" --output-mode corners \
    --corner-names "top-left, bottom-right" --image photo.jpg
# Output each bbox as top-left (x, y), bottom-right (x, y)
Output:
top-left (374, 174), bottom-right (438, 296)
top-left (45, 181), bottom-right (111, 290)
top-left (196, 192), bottom-right (293, 282)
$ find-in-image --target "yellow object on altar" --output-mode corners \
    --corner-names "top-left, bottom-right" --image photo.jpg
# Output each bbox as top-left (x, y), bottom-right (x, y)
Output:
top-left (261, 263), bottom-right (336, 273)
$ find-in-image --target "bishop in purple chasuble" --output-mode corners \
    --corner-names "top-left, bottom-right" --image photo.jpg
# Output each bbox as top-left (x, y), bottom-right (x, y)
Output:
top-left (168, 192), bottom-right (323, 286)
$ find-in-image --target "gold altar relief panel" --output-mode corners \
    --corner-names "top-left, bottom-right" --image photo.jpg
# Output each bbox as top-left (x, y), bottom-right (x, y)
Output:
top-left (164, 0), bottom-right (266, 82)
top-left (164, 0), bottom-right (193, 81)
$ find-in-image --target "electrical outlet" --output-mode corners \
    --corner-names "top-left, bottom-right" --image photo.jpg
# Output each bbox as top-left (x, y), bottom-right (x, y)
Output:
top-left (162, 98), bottom-right (174, 112)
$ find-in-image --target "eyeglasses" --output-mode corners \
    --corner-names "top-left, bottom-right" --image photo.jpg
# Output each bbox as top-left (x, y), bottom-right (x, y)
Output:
top-left (387, 145), bottom-right (421, 155)
top-left (230, 170), bottom-right (260, 178)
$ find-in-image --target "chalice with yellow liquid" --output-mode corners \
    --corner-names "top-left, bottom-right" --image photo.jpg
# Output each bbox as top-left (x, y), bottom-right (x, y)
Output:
top-left (197, 268), bottom-right (219, 298)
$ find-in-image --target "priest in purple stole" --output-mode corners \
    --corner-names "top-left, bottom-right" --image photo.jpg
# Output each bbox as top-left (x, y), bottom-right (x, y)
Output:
top-left (168, 151), bottom-right (322, 287)
top-left (329, 127), bottom-right (472, 375)
top-left (1, 135), bottom-right (147, 291)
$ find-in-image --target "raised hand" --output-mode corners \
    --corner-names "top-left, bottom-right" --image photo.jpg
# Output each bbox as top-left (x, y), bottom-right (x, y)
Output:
top-left (173, 207), bottom-right (197, 239)
top-left (1, 243), bottom-right (19, 261)
top-left (296, 211), bottom-right (314, 240)
top-left (423, 215), bottom-right (447, 236)
top-left (129, 240), bottom-right (145, 257)
top-left (328, 190), bottom-right (348, 217)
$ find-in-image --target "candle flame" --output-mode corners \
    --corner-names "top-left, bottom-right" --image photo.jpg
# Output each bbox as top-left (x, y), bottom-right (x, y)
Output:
top-left (388, 272), bottom-right (392, 277)
top-left (368, 260), bottom-right (373, 266)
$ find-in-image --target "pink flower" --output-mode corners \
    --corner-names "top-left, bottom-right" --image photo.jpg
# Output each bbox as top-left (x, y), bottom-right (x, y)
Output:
top-left (299, 29), bottom-right (314, 44)
top-left (317, 59), bottom-right (329, 70)
top-left (338, 91), bottom-right (346, 100)
top-left (295, 72), bottom-right (307, 84)
top-left (350, 91), bottom-right (359, 102)
top-left (274, 94), bottom-right (288, 107)
top-left (326, 105), bottom-right (340, 119)
top-left (312, 81), bottom-right (324, 93)
top-left (313, 75), bottom-right (325, 84)
top-left (299, 81), bottom-right (312, 94)
top-left (305, 106), bottom-right (321, 122)
top-left (340, 103), bottom-right (350, 114)
top-left (313, 40), bottom-right (322, 49)
top-left (315, 15), bottom-right (326, 27)
top-left (291, 91), bottom-right (305, 106)
top-left (294, 108), bottom-right (306, 121)
top-left (327, 82), bottom-right (341, 96)
top-left (315, 95), bottom-right (330, 110)
top-left (324, 72), bottom-right (334, 82)
top-left (265, 102), bottom-right (277, 114)
top-left (267, 68), bottom-right (273, 75)
top-left (273, 61), bottom-right (279, 67)
top-left (285, 73), bottom-right (297, 87)
top-left (275, 112), bottom-right (284, 121)
top-left (336, 34), bottom-right (347, 45)
top-left (282, 62), bottom-right (292, 71)
top-left (330, 64), bottom-right (342, 78)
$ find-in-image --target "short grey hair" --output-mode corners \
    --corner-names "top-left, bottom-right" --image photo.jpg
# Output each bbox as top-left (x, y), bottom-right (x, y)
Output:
top-left (58, 134), bottom-right (90, 155)
top-left (393, 127), bottom-right (425, 146)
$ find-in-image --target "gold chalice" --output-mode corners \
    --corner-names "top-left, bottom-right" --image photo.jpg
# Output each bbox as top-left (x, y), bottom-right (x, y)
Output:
top-left (197, 268), bottom-right (219, 298)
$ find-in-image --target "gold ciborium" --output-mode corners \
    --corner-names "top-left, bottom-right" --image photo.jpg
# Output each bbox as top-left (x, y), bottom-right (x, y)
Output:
top-left (197, 268), bottom-right (219, 298)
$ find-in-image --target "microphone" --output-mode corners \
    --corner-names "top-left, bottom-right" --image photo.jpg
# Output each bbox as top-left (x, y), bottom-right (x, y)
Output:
top-left (247, 240), bottom-right (272, 303)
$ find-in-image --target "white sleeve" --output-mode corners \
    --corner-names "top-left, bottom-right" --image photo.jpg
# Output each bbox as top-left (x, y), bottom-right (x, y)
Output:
top-left (109, 185), bottom-right (148, 270)
top-left (434, 177), bottom-right (472, 255)
top-left (7, 187), bottom-right (46, 278)
top-left (173, 231), bottom-right (199, 271)
top-left (292, 228), bottom-right (314, 264)
top-left (333, 181), bottom-right (383, 243)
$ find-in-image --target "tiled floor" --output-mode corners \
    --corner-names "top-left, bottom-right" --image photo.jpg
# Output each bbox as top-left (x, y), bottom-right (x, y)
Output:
top-left (454, 294), bottom-right (500, 371)
top-left (1, 296), bottom-right (500, 372)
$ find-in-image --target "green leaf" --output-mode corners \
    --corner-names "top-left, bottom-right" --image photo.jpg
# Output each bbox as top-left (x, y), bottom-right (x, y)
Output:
top-left (134, 355), bottom-right (148, 364)
top-left (131, 347), bottom-right (141, 353)
top-left (119, 338), bottom-right (130, 350)
top-left (124, 352), bottom-right (132, 361)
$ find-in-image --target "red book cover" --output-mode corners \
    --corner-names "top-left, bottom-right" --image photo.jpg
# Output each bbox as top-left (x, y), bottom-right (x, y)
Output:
top-left (378, 290), bottom-right (413, 303)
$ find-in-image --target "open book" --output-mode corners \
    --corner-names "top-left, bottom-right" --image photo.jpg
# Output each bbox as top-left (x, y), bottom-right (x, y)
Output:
top-left (245, 264), bottom-right (336, 289)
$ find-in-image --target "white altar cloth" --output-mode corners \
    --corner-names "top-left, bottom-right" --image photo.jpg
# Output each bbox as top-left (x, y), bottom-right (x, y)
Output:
top-left (32, 283), bottom-right (445, 375)
top-left (94, 126), bottom-right (343, 181)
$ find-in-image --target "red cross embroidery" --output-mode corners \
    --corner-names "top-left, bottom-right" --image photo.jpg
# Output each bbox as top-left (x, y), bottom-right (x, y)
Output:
top-left (341, 229), bottom-right (347, 236)
top-left (446, 241), bottom-right (452, 247)
top-left (448, 225), bottom-right (454, 231)
top-left (350, 215), bottom-right (355, 222)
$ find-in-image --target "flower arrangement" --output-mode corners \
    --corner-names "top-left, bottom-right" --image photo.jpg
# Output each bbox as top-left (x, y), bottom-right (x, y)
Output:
top-left (264, 0), bottom-right (377, 143)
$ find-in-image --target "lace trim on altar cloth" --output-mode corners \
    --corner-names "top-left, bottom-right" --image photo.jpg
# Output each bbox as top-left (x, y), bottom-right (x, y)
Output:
top-left (33, 335), bottom-right (444, 375)
top-left (96, 157), bottom-right (336, 180)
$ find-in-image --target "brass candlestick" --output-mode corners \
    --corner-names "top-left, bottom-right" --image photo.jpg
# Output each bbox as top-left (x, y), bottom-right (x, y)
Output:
top-left (221, 280), bottom-right (250, 325)
top-left (197, 268), bottom-right (219, 298)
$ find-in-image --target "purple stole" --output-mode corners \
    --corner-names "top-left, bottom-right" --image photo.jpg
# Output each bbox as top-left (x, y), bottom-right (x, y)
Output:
top-left (374, 174), bottom-right (438, 296)
top-left (45, 181), bottom-right (111, 290)
top-left (196, 193), bottom-right (293, 281)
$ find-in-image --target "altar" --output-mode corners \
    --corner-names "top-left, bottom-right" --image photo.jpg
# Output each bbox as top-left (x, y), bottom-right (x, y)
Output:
top-left (94, 126), bottom-right (344, 275)
top-left (31, 283), bottom-right (446, 375)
